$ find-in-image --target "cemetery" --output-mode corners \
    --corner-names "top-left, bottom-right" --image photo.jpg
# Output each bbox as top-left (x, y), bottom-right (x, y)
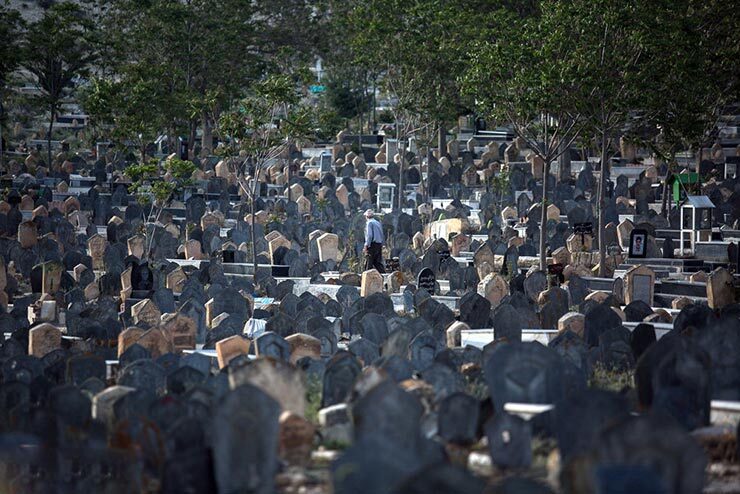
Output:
top-left (0, 0), bottom-right (737, 493)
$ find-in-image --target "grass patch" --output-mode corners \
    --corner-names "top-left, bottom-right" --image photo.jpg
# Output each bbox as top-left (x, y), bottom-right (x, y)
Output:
top-left (305, 375), bottom-right (322, 425)
top-left (589, 363), bottom-right (634, 392)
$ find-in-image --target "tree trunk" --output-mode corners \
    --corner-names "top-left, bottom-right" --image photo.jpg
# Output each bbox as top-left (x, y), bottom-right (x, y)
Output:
top-left (695, 144), bottom-right (702, 174)
top-left (371, 78), bottom-right (377, 130)
top-left (437, 123), bottom-right (446, 159)
top-left (201, 113), bottom-right (213, 155)
top-left (251, 185), bottom-right (258, 290)
top-left (558, 139), bottom-right (571, 182)
top-left (660, 165), bottom-right (672, 218)
top-left (0, 103), bottom-right (4, 169)
top-left (47, 103), bottom-right (56, 167)
top-left (287, 157), bottom-right (292, 203)
top-left (358, 111), bottom-right (363, 158)
top-left (397, 138), bottom-right (404, 211)
top-left (539, 159), bottom-right (550, 271)
top-left (597, 130), bottom-right (608, 277)
top-left (188, 120), bottom-right (197, 159)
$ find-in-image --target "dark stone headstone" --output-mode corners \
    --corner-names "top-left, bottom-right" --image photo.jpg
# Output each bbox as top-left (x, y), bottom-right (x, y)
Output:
top-left (590, 413), bottom-right (706, 494)
top-left (567, 275), bottom-right (589, 306)
top-left (437, 392), bottom-right (479, 445)
top-left (117, 360), bottom-right (166, 394)
top-left (213, 384), bottom-right (280, 494)
top-left (491, 304), bottom-right (523, 342)
top-left (322, 352), bottom-right (361, 407)
top-left (458, 292), bottom-right (490, 329)
top-left (483, 342), bottom-right (564, 413)
top-left (254, 332), bottom-right (290, 360)
top-left (66, 354), bottom-right (105, 386)
top-left (584, 304), bottom-right (623, 347)
top-left (416, 267), bottom-right (436, 296)
top-left (485, 412), bottom-right (532, 469)
top-left (523, 270), bottom-right (547, 303)
top-left (408, 331), bottom-right (439, 372)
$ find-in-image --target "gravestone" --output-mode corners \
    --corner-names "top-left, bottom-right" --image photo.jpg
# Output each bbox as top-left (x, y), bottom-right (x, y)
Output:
top-left (28, 323), bottom-right (61, 358)
top-left (437, 392), bottom-right (479, 445)
top-left (483, 342), bottom-right (565, 413)
top-left (624, 265), bottom-right (655, 306)
top-left (322, 352), bottom-right (361, 407)
top-left (213, 384), bottom-right (280, 494)
top-left (590, 414), bottom-right (706, 494)
top-left (416, 267), bottom-right (436, 296)
top-left (523, 270), bottom-right (547, 303)
top-left (458, 292), bottom-right (490, 329)
top-left (360, 269), bottom-right (383, 297)
top-left (491, 304), bottom-right (523, 342)
top-left (478, 273), bottom-right (509, 308)
top-left (706, 267), bottom-right (734, 309)
top-left (485, 412), bottom-right (532, 469)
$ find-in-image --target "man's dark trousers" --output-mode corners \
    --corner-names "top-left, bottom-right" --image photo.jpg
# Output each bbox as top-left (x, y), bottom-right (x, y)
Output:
top-left (365, 242), bottom-right (385, 273)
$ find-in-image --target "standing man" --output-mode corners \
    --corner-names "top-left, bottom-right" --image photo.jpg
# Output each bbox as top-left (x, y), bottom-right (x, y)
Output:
top-left (364, 209), bottom-right (385, 273)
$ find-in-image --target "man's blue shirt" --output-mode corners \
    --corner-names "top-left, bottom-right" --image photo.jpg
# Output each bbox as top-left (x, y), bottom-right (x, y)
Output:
top-left (365, 218), bottom-right (385, 247)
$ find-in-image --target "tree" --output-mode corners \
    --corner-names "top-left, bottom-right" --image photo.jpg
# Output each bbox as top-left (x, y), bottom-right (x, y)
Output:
top-left (324, 65), bottom-right (373, 137)
top-left (217, 75), bottom-right (315, 282)
top-left (333, 0), bottom-right (485, 202)
top-left (627, 0), bottom-right (739, 217)
top-left (556, 0), bottom-right (649, 276)
top-left (125, 157), bottom-right (197, 260)
top-left (81, 65), bottom-right (173, 162)
top-left (464, 7), bottom-right (584, 270)
top-left (0, 4), bottom-right (24, 167)
top-left (97, 0), bottom-right (321, 161)
top-left (23, 2), bottom-right (97, 167)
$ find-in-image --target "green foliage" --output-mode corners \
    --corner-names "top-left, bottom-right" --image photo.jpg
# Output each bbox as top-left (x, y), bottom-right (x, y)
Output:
top-left (324, 66), bottom-right (373, 121)
top-left (314, 107), bottom-right (345, 141)
top-left (464, 7), bottom-right (583, 156)
top-left (166, 157), bottom-right (197, 181)
top-left (625, 0), bottom-right (739, 158)
top-left (333, 0), bottom-right (486, 132)
top-left (23, 2), bottom-right (97, 107)
top-left (466, 377), bottom-right (489, 401)
top-left (377, 110), bottom-right (395, 124)
top-left (304, 375), bottom-right (322, 425)
top-left (81, 71), bottom-right (170, 158)
top-left (125, 158), bottom-right (196, 205)
top-left (124, 162), bottom-right (158, 183)
top-left (23, 1), bottom-right (97, 164)
top-left (217, 74), bottom-right (315, 161)
top-left (490, 169), bottom-right (510, 196)
top-left (589, 363), bottom-right (634, 392)
top-left (0, 6), bottom-right (24, 89)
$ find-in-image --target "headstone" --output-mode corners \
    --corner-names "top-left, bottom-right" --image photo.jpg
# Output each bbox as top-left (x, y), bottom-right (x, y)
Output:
top-left (229, 356), bottom-right (307, 417)
top-left (317, 233), bottom-right (340, 262)
top-left (213, 384), bottom-right (280, 494)
top-left (360, 269), bottom-right (383, 297)
top-left (491, 304), bottom-right (523, 342)
top-left (416, 267), bottom-right (436, 296)
top-left (478, 273), bottom-right (509, 308)
top-left (437, 392), bottom-right (479, 445)
top-left (322, 352), bottom-right (361, 407)
top-left (161, 313), bottom-right (197, 352)
top-left (28, 323), bottom-right (61, 358)
top-left (624, 265), bottom-right (655, 306)
top-left (485, 412), bottom-right (532, 469)
top-left (458, 292), bottom-right (490, 329)
top-left (706, 267), bottom-right (734, 309)
top-left (215, 336), bottom-right (251, 369)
